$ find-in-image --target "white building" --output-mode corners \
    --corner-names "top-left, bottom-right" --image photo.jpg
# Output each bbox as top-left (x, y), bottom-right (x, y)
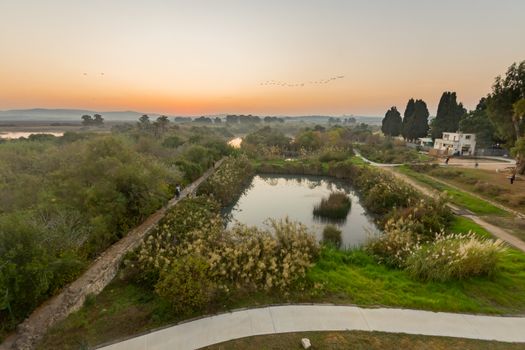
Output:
top-left (434, 132), bottom-right (476, 156)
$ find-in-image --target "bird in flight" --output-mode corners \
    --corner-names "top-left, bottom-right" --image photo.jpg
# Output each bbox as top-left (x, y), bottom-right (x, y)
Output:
top-left (259, 75), bottom-right (344, 87)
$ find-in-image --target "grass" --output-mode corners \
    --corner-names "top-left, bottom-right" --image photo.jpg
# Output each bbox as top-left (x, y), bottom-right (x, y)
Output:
top-left (448, 216), bottom-right (492, 238)
top-left (313, 192), bottom-right (351, 220)
top-left (397, 166), bottom-right (508, 216)
top-left (427, 167), bottom-right (525, 214)
top-left (39, 217), bottom-right (525, 349)
top-left (202, 331), bottom-right (525, 350)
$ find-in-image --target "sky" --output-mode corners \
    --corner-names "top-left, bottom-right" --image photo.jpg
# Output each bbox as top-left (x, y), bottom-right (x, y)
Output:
top-left (1, 0), bottom-right (524, 116)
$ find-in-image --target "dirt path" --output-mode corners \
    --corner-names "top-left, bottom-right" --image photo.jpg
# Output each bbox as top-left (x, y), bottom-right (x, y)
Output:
top-left (0, 159), bottom-right (224, 350)
top-left (419, 173), bottom-right (525, 220)
top-left (386, 168), bottom-right (525, 252)
top-left (353, 151), bottom-right (525, 253)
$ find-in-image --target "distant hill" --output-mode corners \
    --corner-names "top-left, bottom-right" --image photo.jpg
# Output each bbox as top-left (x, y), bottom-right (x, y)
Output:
top-left (0, 109), bottom-right (184, 122)
top-left (0, 109), bottom-right (381, 125)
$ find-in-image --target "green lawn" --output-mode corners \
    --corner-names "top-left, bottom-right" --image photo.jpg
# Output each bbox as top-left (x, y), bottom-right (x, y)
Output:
top-left (397, 166), bottom-right (508, 216)
top-left (203, 331), bottom-right (525, 350)
top-left (448, 216), bottom-right (492, 238)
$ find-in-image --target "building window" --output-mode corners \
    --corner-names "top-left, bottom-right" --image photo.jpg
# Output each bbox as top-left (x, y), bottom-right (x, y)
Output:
top-left (465, 135), bottom-right (471, 140)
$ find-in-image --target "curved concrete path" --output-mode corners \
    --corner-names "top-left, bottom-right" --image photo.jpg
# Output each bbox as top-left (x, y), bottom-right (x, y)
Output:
top-left (97, 305), bottom-right (525, 349)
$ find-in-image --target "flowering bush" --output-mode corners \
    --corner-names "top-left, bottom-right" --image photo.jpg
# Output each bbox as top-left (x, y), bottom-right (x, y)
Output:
top-left (198, 155), bottom-right (254, 206)
top-left (405, 232), bottom-right (507, 282)
top-left (154, 255), bottom-right (216, 314)
top-left (131, 196), bottom-right (221, 285)
top-left (386, 197), bottom-right (452, 239)
top-left (367, 216), bottom-right (507, 281)
top-left (361, 174), bottom-right (418, 216)
top-left (131, 195), bottom-right (319, 310)
top-left (366, 217), bottom-right (421, 268)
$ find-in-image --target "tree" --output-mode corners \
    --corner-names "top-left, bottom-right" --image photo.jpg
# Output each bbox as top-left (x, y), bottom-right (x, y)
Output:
top-left (193, 116), bottom-right (213, 123)
top-left (137, 114), bottom-right (151, 131)
top-left (154, 115), bottom-right (170, 136)
top-left (214, 117), bottom-right (222, 123)
top-left (459, 98), bottom-right (496, 148)
top-left (402, 99), bottom-right (429, 141)
top-left (430, 92), bottom-right (466, 139)
top-left (401, 99), bottom-right (415, 140)
top-left (413, 100), bottom-right (430, 140)
top-left (381, 107), bottom-right (402, 137)
top-left (93, 114), bottom-right (104, 126)
top-left (486, 61), bottom-right (525, 173)
top-left (81, 114), bottom-right (93, 126)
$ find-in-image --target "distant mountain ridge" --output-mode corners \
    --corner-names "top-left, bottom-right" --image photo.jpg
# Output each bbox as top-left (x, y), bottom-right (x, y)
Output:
top-left (0, 109), bottom-right (174, 121)
top-left (0, 108), bottom-right (381, 124)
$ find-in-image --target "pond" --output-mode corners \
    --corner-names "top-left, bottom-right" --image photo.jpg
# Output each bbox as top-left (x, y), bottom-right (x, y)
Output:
top-left (225, 174), bottom-right (379, 248)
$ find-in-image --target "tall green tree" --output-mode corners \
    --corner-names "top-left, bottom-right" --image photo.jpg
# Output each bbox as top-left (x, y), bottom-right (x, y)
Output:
top-left (381, 106), bottom-right (402, 137)
top-left (459, 98), bottom-right (496, 148)
top-left (486, 61), bottom-right (525, 173)
top-left (402, 99), bottom-right (429, 141)
top-left (430, 92), bottom-right (466, 139)
top-left (401, 99), bottom-right (415, 140)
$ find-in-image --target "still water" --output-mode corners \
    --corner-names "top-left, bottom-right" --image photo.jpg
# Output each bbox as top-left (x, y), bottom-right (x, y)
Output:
top-left (225, 174), bottom-right (379, 248)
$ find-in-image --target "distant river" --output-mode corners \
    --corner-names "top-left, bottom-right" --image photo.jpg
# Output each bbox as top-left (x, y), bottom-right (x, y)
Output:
top-left (0, 131), bottom-right (64, 139)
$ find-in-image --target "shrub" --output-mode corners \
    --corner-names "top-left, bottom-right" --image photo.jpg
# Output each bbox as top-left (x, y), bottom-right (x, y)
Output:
top-left (154, 255), bottom-right (216, 314)
top-left (318, 149), bottom-right (350, 162)
top-left (473, 181), bottom-right (507, 196)
top-left (322, 225), bottom-right (342, 248)
top-left (386, 197), bottom-right (452, 239)
top-left (198, 155), bottom-right (254, 206)
top-left (135, 213), bottom-right (319, 295)
top-left (405, 233), bottom-right (506, 282)
top-left (366, 217), bottom-right (420, 268)
top-left (313, 192), bottom-right (351, 220)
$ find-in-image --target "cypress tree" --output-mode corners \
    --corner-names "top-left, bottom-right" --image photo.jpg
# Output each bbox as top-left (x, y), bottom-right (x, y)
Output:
top-left (401, 99), bottom-right (415, 140)
top-left (413, 99), bottom-right (430, 140)
top-left (402, 98), bottom-right (429, 141)
top-left (430, 91), bottom-right (466, 139)
top-left (381, 106), bottom-right (402, 136)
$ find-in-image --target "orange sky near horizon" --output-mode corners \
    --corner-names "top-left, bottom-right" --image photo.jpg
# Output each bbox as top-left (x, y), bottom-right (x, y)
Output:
top-left (1, 0), bottom-right (524, 116)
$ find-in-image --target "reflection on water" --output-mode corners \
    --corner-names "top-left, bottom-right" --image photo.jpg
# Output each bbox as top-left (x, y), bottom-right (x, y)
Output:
top-left (0, 131), bottom-right (64, 139)
top-left (225, 174), bottom-right (380, 248)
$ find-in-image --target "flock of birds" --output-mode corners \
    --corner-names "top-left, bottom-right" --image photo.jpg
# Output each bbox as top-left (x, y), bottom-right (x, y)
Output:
top-left (259, 75), bottom-right (344, 87)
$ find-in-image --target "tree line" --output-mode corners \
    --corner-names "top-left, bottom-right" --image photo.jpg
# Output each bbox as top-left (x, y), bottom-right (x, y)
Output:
top-left (381, 60), bottom-right (525, 173)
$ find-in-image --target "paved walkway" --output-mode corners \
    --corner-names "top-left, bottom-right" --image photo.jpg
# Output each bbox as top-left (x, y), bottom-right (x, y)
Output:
top-left (98, 305), bottom-right (525, 349)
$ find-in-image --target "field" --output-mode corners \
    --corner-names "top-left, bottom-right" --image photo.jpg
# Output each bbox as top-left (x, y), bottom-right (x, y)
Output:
top-left (203, 331), bottom-right (525, 350)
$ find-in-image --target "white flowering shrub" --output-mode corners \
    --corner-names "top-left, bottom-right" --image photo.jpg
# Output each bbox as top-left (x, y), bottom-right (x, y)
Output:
top-left (406, 232), bottom-right (507, 282)
top-left (130, 195), bottom-right (319, 310)
top-left (198, 155), bottom-right (254, 206)
top-left (178, 218), bottom-right (319, 292)
top-left (366, 216), bottom-right (421, 268)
